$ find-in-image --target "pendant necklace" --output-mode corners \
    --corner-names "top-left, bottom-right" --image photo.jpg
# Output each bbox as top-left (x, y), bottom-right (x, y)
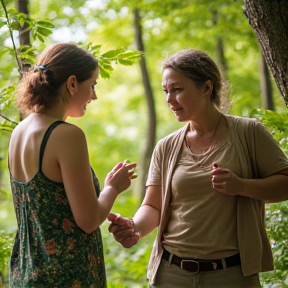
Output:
top-left (186, 113), bottom-right (223, 165)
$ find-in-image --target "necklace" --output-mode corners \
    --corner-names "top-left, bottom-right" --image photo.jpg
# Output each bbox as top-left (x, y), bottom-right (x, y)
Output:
top-left (186, 113), bottom-right (222, 156)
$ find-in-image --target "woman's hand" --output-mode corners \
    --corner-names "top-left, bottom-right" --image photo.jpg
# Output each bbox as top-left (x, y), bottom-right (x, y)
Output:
top-left (107, 212), bottom-right (140, 248)
top-left (105, 161), bottom-right (137, 194)
top-left (211, 162), bottom-right (243, 196)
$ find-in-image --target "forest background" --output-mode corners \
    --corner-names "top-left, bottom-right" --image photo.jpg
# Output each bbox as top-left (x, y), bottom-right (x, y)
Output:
top-left (1, 0), bottom-right (288, 287)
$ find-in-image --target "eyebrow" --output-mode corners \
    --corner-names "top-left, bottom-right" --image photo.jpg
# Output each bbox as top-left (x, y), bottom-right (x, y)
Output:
top-left (162, 81), bottom-right (183, 87)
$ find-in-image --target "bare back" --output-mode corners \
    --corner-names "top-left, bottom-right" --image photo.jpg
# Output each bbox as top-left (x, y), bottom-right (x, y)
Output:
top-left (9, 113), bottom-right (65, 183)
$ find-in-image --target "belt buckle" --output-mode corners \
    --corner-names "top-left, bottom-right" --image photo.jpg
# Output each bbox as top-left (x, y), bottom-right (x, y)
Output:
top-left (180, 259), bottom-right (200, 274)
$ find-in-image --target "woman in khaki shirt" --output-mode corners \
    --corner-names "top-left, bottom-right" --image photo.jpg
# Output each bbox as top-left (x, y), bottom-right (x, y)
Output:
top-left (108, 49), bottom-right (288, 288)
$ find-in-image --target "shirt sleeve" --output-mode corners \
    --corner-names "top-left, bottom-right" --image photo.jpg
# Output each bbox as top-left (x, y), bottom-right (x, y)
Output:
top-left (146, 141), bottom-right (162, 186)
top-left (253, 120), bottom-right (288, 178)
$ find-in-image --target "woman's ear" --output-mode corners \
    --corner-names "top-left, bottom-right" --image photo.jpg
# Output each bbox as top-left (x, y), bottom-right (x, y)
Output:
top-left (203, 80), bottom-right (213, 97)
top-left (66, 75), bottom-right (78, 95)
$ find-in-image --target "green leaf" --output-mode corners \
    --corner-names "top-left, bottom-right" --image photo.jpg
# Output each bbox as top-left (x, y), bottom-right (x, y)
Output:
top-left (36, 19), bottom-right (55, 29)
top-left (0, 19), bottom-right (7, 28)
top-left (117, 58), bottom-right (133, 66)
top-left (99, 67), bottom-right (110, 79)
top-left (36, 26), bottom-right (53, 37)
top-left (98, 59), bottom-right (113, 71)
top-left (36, 33), bottom-right (45, 43)
top-left (8, 8), bottom-right (18, 15)
top-left (118, 51), bottom-right (142, 60)
top-left (101, 48), bottom-right (125, 59)
top-left (10, 21), bottom-right (20, 30)
top-left (91, 44), bottom-right (102, 50)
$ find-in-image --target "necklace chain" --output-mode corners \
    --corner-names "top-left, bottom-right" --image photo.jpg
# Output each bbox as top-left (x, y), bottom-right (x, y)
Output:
top-left (186, 113), bottom-right (223, 155)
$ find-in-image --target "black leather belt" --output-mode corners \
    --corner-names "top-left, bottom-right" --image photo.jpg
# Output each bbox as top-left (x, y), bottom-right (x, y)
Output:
top-left (162, 249), bottom-right (241, 273)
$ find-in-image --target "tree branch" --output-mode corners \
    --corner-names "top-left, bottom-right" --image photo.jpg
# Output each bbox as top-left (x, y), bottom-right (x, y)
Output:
top-left (0, 0), bottom-right (22, 75)
top-left (0, 113), bottom-right (18, 126)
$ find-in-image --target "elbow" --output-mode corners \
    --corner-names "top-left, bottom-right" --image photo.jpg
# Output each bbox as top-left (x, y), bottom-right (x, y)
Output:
top-left (75, 219), bottom-right (100, 234)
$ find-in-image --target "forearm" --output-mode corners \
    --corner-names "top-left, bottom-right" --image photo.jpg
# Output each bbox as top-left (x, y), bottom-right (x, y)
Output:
top-left (240, 174), bottom-right (288, 202)
top-left (133, 204), bottom-right (160, 238)
top-left (97, 186), bottom-right (118, 226)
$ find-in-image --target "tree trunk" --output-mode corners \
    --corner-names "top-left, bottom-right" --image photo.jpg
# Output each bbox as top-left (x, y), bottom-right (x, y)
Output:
top-left (259, 51), bottom-right (274, 110)
top-left (16, 0), bottom-right (30, 46)
top-left (133, 9), bottom-right (156, 200)
top-left (211, 9), bottom-right (230, 113)
top-left (243, 0), bottom-right (288, 108)
top-left (16, 0), bottom-right (31, 74)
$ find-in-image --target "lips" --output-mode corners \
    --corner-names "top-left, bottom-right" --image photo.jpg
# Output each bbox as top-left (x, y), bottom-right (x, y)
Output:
top-left (171, 107), bottom-right (183, 112)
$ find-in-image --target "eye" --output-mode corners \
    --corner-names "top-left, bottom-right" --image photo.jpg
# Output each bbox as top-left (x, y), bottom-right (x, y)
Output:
top-left (163, 88), bottom-right (168, 94)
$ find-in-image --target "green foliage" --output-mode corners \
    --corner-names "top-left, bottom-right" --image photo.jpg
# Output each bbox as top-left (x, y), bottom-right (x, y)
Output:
top-left (249, 109), bottom-right (288, 286)
top-left (0, 231), bottom-right (14, 278)
top-left (86, 44), bottom-right (142, 79)
top-left (1, 0), bottom-right (288, 287)
top-left (250, 108), bottom-right (288, 155)
top-left (262, 202), bottom-right (288, 287)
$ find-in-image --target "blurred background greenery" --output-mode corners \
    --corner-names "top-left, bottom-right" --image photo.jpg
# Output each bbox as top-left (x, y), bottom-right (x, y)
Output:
top-left (1, 0), bottom-right (288, 287)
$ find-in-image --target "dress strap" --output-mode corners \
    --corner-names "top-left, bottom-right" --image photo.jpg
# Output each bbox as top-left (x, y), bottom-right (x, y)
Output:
top-left (39, 120), bottom-right (65, 172)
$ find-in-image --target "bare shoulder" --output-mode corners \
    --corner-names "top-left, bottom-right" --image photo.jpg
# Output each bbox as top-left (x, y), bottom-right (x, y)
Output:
top-left (49, 123), bottom-right (89, 157)
top-left (53, 122), bottom-right (86, 141)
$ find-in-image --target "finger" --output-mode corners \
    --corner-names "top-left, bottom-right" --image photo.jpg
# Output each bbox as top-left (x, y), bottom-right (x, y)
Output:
top-left (108, 214), bottom-right (133, 227)
top-left (107, 212), bottom-right (120, 223)
top-left (128, 171), bottom-right (137, 179)
top-left (121, 234), bottom-right (140, 248)
top-left (108, 224), bottom-right (133, 235)
top-left (112, 228), bottom-right (135, 242)
top-left (122, 162), bottom-right (137, 169)
top-left (212, 169), bottom-right (229, 176)
top-left (108, 163), bottom-right (124, 176)
top-left (213, 162), bottom-right (219, 169)
top-left (129, 174), bottom-right (138, 179)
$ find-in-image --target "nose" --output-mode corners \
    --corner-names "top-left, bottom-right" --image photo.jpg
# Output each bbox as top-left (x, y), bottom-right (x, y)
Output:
top-left (92, 90), bottom-right (97, 100)
top-left (166, 92), bottom-right (173, 104)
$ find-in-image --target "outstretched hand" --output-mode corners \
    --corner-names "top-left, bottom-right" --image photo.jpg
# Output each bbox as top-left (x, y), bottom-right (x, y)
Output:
top-left (105, 160), bottom-right (137, 194)
top-left (107, 213), bottom-right (140, 248)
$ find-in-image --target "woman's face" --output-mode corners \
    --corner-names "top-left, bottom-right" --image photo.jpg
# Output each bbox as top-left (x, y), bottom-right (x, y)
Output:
top-left (68, 68), bottom-right (99, 118)
top-left (162, 68), bottom-right (207, 122)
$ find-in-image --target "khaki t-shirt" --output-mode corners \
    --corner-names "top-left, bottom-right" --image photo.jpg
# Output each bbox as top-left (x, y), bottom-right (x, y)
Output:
top-left (163, 133), bottom-right (239, 259)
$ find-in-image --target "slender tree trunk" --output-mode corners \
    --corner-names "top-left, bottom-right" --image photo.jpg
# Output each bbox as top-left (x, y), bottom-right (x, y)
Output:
top-left (259, 51), bottom-right (274, 110)
top-left (243, 0), bottom-right (288, 108)
top-left (133, 8), bottom-right (156, 200)
top-left (16, 0), bottom-right (31, 73)
top-left (17, 0), bottom-right (30, 46)
top-left (211, 9), bottom-right (230, 113)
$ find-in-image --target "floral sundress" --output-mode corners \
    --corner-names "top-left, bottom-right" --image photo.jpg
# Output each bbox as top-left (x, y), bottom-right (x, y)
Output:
top-left (9, 121), bottom-right (107, 288)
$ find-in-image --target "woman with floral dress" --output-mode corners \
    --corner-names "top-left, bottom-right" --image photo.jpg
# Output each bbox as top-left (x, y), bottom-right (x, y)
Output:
top-left (8, 43), bottom-right (136, 288)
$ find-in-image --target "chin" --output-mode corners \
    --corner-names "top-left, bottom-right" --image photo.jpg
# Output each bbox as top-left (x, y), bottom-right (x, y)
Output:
top-left (69, 112), bottom-right (85, 118)
top-left (176, 116), bottom-right (187, 123)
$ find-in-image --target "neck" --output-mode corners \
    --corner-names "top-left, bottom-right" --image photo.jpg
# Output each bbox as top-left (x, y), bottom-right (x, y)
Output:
top-left (189, 110), bottom-right (222, 136)
top-left (38, 105), bottom-right (68, 121)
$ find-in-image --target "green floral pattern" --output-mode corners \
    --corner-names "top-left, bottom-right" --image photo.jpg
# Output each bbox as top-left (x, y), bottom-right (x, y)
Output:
top-left (9, 169), bottom-right (107, 288)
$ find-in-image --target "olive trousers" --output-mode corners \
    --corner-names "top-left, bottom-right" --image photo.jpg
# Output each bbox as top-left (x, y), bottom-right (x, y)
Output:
top-left (149, 259), bottom-right (262, 288)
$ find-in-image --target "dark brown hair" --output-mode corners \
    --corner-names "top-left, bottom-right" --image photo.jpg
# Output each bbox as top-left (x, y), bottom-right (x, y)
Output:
top-left (163, 49), bottom-right (229, 108)
top-left (17, 43), bottom-right (98, 115)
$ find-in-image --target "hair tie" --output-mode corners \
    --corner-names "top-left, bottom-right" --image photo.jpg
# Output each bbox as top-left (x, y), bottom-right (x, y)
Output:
top-left (34, 64), bottom-right (48, 72)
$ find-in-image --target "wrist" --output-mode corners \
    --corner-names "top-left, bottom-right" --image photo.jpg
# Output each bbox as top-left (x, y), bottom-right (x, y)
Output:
top-left (131, 218), bottom-right (141, 238)
top-left (104, 185), bottom-right (119, 196)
